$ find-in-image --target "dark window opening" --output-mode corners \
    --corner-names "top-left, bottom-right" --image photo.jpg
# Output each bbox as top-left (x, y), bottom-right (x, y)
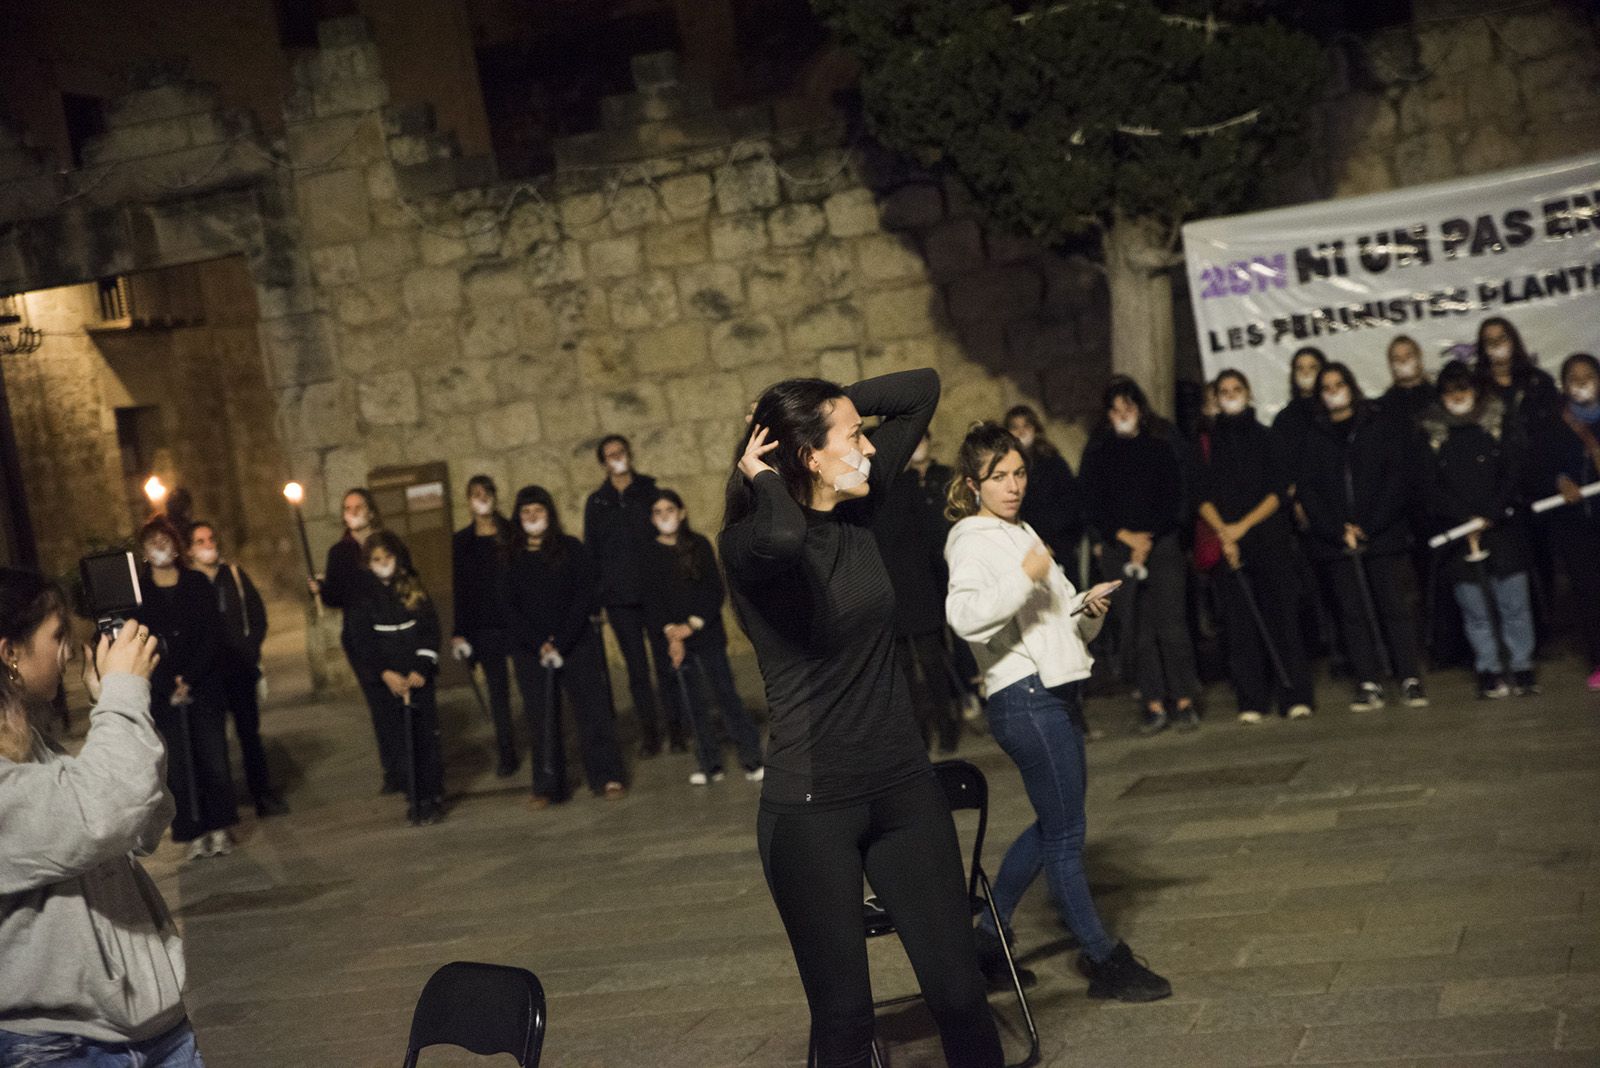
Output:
top-left (274, 0), bottom-right (360, 49)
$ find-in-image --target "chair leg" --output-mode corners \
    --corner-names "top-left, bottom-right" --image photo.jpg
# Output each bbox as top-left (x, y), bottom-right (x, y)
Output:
top-left (978, 868), bottom-right (1041, 1068)
top-left (807, 1032), bottom-right (887, 1067)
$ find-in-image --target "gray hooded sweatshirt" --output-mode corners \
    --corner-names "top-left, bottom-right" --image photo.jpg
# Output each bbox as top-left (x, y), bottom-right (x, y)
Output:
top-left (0, 674), bottom-right (188, 1043)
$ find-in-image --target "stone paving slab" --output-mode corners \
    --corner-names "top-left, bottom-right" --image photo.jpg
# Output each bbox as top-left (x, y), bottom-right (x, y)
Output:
top-left (140, 649), bottom-right (1600, 1066)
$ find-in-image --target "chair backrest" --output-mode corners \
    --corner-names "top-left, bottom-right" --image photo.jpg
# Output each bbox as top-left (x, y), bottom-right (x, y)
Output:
top-left (402, 961), bottom-right (546, 1068)
top-left (932, 759), bottom-right (989, 902)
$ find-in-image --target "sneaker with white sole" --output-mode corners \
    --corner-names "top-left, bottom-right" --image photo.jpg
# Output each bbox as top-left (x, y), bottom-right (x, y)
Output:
top-left (186, 838), bottom-right (210, 862)
top-left (1237, 711), bottom-right (1265, 725)
top-left (744, 766), bottom-right (765, 782)
top-left (689, 771), bottom-right (709, 786)
top-left (209, 830), bottom-right (234, 856)
top-left (1350, 682), bottom-right (1385, 711)
top-left (711, 770), bottom-right (726, 782)
top-left (1402, 678), bottom-right (1429, 707)
top-left (1286, 704), bottom-right (1313, 720)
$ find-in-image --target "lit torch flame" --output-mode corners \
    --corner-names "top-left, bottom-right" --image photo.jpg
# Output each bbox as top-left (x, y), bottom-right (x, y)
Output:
top-left (283, 481), bottom-right (304, 506)
top-left (143, 476), bottom-right (168, 506)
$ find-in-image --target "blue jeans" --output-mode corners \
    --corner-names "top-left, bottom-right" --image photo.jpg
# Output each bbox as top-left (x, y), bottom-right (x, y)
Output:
top-left (977, 675), bottom-right (1116, 963)
top-left (0, 1021), bottom-right (203, 1067)
top-left (1452, 571), bottom-right (1535, 673)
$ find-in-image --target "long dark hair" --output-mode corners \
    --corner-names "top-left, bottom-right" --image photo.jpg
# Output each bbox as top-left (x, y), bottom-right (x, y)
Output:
top-left (513, 485), bottom-right (567, 561)
top-left (1559, 352), bottom-right (1598, 391)
top-left (1316, 361), bottom-right (1367, 417)
top-left (1094, 375), bottom-right (1161, 439)
top-left (652, 488), bottom-right (706, 582)
top-left (364, 530), bottom-right (428, 611)
top-left (341, 487), bottom-right (382, 542)
top-left (722, 377), bottom-right (847, 531)
top-left (0, 568), bottom-right (68, 763)
top-left (1289, 345), bottom-right (1328, 400)
top-left (138, 515), bottom-right (189, 568)
top-left (1473, 316), bottom-right (1534, 383)
top-left (1002, 404), bottom-right (1059, 459)
top-left (947, 422), bottom-right (1024, 521)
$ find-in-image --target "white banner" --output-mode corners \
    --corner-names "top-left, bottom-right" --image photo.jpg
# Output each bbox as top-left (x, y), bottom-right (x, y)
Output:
top-left (1183, 152), bottom-right (1600, 418)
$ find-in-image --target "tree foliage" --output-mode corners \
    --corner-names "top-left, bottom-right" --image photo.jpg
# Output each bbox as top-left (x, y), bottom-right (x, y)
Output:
top-left (812, 0), bottom-right (1329, 247)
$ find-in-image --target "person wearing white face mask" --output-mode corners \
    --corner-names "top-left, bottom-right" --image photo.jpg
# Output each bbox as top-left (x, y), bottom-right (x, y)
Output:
top-left (1079, 376), bottom-right (1200, 735)
top-left (1380, 335), bottom-right (1435, 425)
top-left (507, 485), bottom-right (627, 807)
top-left (639, 489), bottom-right (764, 785)
top-left (448, 475), bottom-right (520, 778)
top-left (584, 435), bottom-right (676, 758)
top-left (1473, 317), bottom-right (1561, 438)
top-left (187, 522), bottom-right (284, 818)
top-left (130, 516), bottom-right (237, 860)
top-left (1420, 361), bottom-right (1537, 699)
top-left (1004, 406), bottom-right (1087, 582)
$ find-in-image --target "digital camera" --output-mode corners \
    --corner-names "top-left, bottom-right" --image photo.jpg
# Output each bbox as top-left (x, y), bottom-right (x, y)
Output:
top-left (79, 550), bottom-right (143, 641)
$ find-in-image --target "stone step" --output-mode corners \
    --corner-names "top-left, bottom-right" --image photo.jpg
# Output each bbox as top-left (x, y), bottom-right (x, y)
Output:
top-left (394, 154), bottom-right (497, 199)
top-left (599, 83), bottom-right (715, 130)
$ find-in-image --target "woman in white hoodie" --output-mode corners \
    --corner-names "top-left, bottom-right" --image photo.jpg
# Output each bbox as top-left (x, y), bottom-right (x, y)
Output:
top-left (945, 423), bottom-right (1171, 1003)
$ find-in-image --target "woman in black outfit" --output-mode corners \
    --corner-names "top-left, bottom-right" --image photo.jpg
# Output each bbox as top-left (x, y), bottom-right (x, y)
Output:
top-left (1004, 404), bottom-right (1085, 578)
top-left (505, 485), bottom-right (627, 807)
top-left (639, 488), bottom-right (765, 785)
top-left (131, 515), bottom-right (236, 861)
top-left (449, 475), bottom-right (520, 778)
top-left (1474, 316), bottom-right (1561, 439)
top-left (346, 531), bottom-right (446, 825)
top-left (1079, 376), bottom-right (1200, 735)
top-left (720, 369), bottom-right (1002, 1068)
top-left (1295, 363), bottom-right (1428, 712)
top-left (1195, 371), bottom-right (1315, 723)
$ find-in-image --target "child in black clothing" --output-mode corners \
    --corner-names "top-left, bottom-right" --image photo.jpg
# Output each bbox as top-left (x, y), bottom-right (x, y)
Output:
top-left (640, 489), bottom-right (764, 785)
top-left (346, 531), bottom-right (445, 825)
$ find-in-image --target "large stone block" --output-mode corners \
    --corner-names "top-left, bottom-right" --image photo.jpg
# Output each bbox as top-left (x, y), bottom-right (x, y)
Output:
top-left (421, 361), bottom-right (500, 415)
top-left (714, 158), bottom-right (781, 214)
top-left (710, 214), bottom-right (770, 260)
top-left (639, 423), bottom-right (705, 478)
top-left (570, 331), bottom-right (635, 388)
top-left (297, 380), bottom-right (359, 447)
top-left (923, 220), bottom-right (985, 282)
top-left (824, 189), bottom-right (881, 238)
top-left (747, 254), bottom-right (820, 313)
top-left (609, 184), bottom-right (661, 231)
top-left (676, 263), bottom-right (745, 320)
top-left (560, 191), bottom-right (610, 241)
top-left (879, 183), bottom-right (944, 231)
top-left (401, 266), bottom-right (463, 317)
top-left (475, 400), bottom-right (543, 450)
top-left (310, 244), bottom-right (361, 287)
top-left (856, 233), bottom-right (926, 284)
top-left (459, 305), bottom-right (519, 360)
top-left (609, 272), bottom-right (680, 330)
top-left (666, 373), bottom-right (748, 424)
top-left (786, 301), bottom-right (863, 352)
top-left (862, 337), bottom-right (938, 379)
top-left (767, 203), bottom-right (827, 247)
top-left (947, 266), bottom-right (1045, 324)
top-left (544, 284), bottom-right (611, 338)
top-left (818, 347), bottom-right (861, 385)
top-left (355, 230), bottom-right (418, 279)
top-left (711, 316), bottom-right (783, 369)
top-left (588, 235), bottom-right (643, 279)
top-left (336, 281), bottom-right (402, 327)
top-left (525, 240), bottom-right (586, 288)
top-left (634, 321), bottom-right (711, 376)
top-left (463, 262), bottom-right (528, 307)
top-left (358, 370), bottom-right (419, 425)
top-left (594, 382), bottom-right (669, 433)
top-left (863, 285), bottom-right (944, 340)
top-left (419, 230), bottom-right (469, 266)
top-left (297, 169), bottom-right (371, 246)
top-left (504, 201), bottom-right (559, 256)
top-left (396, 317), bottom-right (462, 368)
top-left (644, 220), bottom-right (710, 267)
top-left (492, 350), bottom-right (580, 401)
top-left (538, 390), bottom-right (601, 443)
top-left (659, 172), bottom-right (714, 220)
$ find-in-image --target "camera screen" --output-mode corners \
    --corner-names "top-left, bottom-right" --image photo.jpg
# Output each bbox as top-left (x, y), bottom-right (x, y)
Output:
top-left (80, 551), bottom-right (143, 618)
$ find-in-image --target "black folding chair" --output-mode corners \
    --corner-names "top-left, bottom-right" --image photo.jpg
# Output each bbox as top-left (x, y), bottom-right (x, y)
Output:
top-left (401, 961), bottom-right (546, 1068)
top-left (819, 759), bottom-right (1040, 1068)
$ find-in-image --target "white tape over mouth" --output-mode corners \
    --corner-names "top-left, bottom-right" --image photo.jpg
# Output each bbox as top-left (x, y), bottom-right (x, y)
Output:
top-left (832, 449), bottom-right (871, 492)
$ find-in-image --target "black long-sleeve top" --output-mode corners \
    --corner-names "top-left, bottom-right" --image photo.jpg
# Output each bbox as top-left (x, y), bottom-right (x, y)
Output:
top-left (1294, 403), bottom-right (1416, 561)
top-left (320, 534), bottom-right (367, 642)
top-left (198, 563), bottom-right (268, 670)
top-left (131, 567), bottom-right (221, 706)
top-left (1193, 409), bottom-right (1293, 555)
top-left (450, 521), bottom-right (515, 639)
top-left (1524, 406), bottom-right (1600, 523)
top-left (1418, 397), bottom-right (1529, 580)
top-left (1079, 431), bottom-right (1185, 543)
top-left (1018, 450), bottom-right (1085, 561)
top-left (720, 369), bottom-right (937, 809)
top-left (639, 534), bottom-right (729, 649)
top-left (345, 573), bottom-right (442, 680)
top-left (505, 535), bottom-right (600, 657)
top-left (871, 465), bottom-right (949, 637)
top-left (583, 473), bottom-right (660, 607)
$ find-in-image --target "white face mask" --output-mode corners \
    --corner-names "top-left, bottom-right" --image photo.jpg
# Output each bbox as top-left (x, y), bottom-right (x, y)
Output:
top-left (193, 546), bottom-right (219, 566)
top-left (1294, 370), bottom-right (1319, 393)
top-left (1569, 383), bottom-right (1597, 405)
top-left (1219, 396), bottom-right (1248, 416)
top-left (1392, 358), bottom-right (1421, 382)
top-left (522, 517), bottom-right (548, 536)
top-left (654, 514), bottom-right (681, 536)
top-left (830, 448), bottom-right (871, 492)
top-left (1487, 341), bottom-right (1513, 363)
top-left (1444, 396), bottom-right (1475, 417)
top-left (147, 547), bottom-right (175, 567)
top-left (470, 498), bottom-right (494, 517)
top-left (1323, 389), bottom-right (1352, 412)
top-left (910, 442), bottom-right (930, 464)
top-left (372, 561), bottom-right (396, 581)
top-left (1013, 430), bottom-right (1035, 450)
top-left (607, 458), bottom-right (630, 476)
top-left (344, 512), bottom-right (369, 531)
top-left (1111, 415), bottom-right (1138, 438)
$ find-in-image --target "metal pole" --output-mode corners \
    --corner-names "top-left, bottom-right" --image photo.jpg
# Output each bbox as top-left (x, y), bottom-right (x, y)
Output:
top-left (1231, 563), bottom-right (1293, 691)
top-left (1345, 547), bottom-right (1393, 680)
top-left (540, 660), bottom-right (558, 782)
top-left (178, 701), bottom-right (201, 826)
top-left (402, 689), bottom-right (418, 824)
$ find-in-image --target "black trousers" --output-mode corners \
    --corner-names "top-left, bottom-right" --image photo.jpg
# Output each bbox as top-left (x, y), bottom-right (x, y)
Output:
top-left (1217, 545), bottom-right (1315, 714)
top-left (1105, 534), bottom-right (1201, 703)
top-left (216, 661), bottom-right (274, 803)
top-left (605, 603), bottom-right (666, 747)
top-left (1550, 513), bottom-right (1600, 667)
top-left (512, 635), bottom-right (627, 800)
top-left (154, 697), bottom-right (238, 842)
top-left (472, 627), bottom-right (519, 766)
top-left (896, 631), bottom-right (961, 752)
top-left (1324, 552), bottom-right (1422, 683)
top-left (646, 627), bottom-right (693, 748)
top-left (347, 638), bottom-right (402, 787)
top-left (368, 682), bottom-right (445, 812)
top-left (757, 774), bottom-right (1003, 1068)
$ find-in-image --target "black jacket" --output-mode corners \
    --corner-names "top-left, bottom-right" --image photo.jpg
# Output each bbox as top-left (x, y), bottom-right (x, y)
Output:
top-left (320, 534), bottom-right (368, 640)
top-left (1419, 396), bottom-right (1529, 580)
top-left (1018, 450), bottom-right (1084, 562)
top-left (198, 563), bottom-right (268, 673)
top-left (1294, 403), bottom-right (1415, 561)
top-left (1379, 382), bottom-right (1436, 428)
top-left (1193, 409), bottom-right (1293, 558)
top-left (1079, 431), bottom-right (1185, 543)
top-left (345, 573), bottom-right (442, 681)
top-left (872, 465), bottom-right (949, 637)
top-left (584, 473), bottom-right (659, 606)
top-left (131, 567), bottom-right (222, 705)
top-left (450, 520), bottom-right (515, 639)
top-left (639, 533), bottom-right (729, 649)
top-left (1524, 405), bottom-right (1600, 528)
top-left (1488, 366), bottom-right (1562, 439)
top-left (1271, 395), bottom-right (1322, 478)
top-left (506, 535), bottom-right (600, 657)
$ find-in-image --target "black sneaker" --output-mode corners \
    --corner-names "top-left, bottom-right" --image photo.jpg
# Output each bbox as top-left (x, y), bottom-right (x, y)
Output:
top-left (417, 800), bottom-right (445, 826)
top-left (1512, 670), bottom-right (1540, 697)
top-left (1402, 678), bottom-right (1429, 708)
top-left (1477, 672), bottom-right (1511, 700)
top-left (637, 742), bottom-right (661, 759)
top-left (495, 756), bottom-right (520, 778)
top-left (254, 794), bottom-right (290, 818)
top-left (1137, 709), bottom-right (1169, 736)
top-left (380, 779), bottom-right (404, 796)
top-left (1078, 942), bottom-right (1172, 1002)
top-left (1173, 706), bottom-right (1200, 732)
top-left (1350, 682), bottom-right (1385, 711)
top-left (973, 926), bottom-right (1037, 991)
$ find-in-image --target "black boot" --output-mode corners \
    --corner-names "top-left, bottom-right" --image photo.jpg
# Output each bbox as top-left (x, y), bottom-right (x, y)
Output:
top-left (1078, 942), bottom-right (1171, 1002)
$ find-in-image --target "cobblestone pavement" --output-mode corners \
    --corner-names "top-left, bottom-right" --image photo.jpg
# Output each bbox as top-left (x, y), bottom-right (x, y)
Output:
top-left (144, 635), bottom-right (1600, 1067)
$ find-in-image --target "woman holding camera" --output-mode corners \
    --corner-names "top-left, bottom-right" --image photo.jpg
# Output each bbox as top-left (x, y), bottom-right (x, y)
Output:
top-left (133, 516), bottom-right (237, 861)
top-left (0, 569), bottom-right (206, 1066)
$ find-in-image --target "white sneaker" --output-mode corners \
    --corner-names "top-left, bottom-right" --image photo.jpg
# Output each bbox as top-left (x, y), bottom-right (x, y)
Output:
top-left (744, 766), bottom-right (765, 782)
top-left (209, 830), bottom-right (234, 856)
top-left (1237, 711), bottom-right (1265, 725)
top-left (186, 838), bottom-right (209, 862)
top-left (689, 772), bottom-right (709, 786)
top-left (711, 771), bottom-right (726, 783)
top-left (1286, 704), bottom-right (1313, 720)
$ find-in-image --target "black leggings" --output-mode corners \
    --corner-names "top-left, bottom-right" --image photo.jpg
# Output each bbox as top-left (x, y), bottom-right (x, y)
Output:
top-left (757, 774), bottom-right (1002, 1068)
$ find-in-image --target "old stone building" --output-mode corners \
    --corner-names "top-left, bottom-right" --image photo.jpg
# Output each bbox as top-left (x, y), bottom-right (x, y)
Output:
top-left (0, 0), bottom-right (1597, 682)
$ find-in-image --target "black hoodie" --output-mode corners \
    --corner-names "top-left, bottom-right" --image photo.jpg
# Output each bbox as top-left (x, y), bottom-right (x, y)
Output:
top-left (1293, 402), bottom-right (1416, 561)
